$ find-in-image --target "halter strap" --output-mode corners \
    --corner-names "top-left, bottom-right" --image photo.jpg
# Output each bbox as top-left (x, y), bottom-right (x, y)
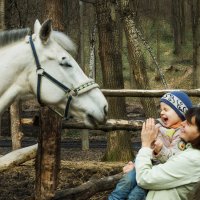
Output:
top-left (29, 35), bottom-right (44, 105)
top-left (28, 35), bottom-right (99, 119)
top-left (37, 69), bottom-right (71, 93)
top-left (29, 35), bottom-right (41, 69)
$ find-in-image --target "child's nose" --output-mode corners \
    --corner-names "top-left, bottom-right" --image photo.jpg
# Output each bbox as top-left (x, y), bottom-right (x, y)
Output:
top-left (160, 110), bottom-right (164, 115)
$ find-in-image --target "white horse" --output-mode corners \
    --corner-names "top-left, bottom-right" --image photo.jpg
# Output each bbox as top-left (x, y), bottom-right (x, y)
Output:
top-left (0, 19), bottom-right (108, 127)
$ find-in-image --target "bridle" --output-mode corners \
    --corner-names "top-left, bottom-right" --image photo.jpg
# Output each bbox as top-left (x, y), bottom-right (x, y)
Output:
top-left (29, 35), bottom-right (99, 119)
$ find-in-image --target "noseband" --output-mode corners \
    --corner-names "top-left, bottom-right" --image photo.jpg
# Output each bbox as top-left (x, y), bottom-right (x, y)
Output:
top-left (29, 35), bottom-right (99, 119)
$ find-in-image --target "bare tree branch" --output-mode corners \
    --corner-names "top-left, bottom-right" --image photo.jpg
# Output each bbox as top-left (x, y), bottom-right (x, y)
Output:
top-left (0, 144), bottom-right (37, 172)
top-left (54, 173), bottom-right (122, 200)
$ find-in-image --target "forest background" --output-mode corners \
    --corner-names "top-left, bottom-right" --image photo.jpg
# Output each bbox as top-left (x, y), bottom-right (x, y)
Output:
top-left (0, 0), bottom-right (200, 199)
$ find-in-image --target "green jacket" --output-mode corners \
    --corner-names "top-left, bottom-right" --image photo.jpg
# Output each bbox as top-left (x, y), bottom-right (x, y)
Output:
top-left (135, 146), bottom-right (200, 200)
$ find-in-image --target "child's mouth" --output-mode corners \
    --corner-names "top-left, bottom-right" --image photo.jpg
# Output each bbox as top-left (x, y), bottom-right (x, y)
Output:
top-left (162, 116), bottom-right (168, 123)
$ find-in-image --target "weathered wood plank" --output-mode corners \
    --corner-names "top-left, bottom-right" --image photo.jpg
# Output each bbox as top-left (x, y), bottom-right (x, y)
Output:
top-left (21, 118), bottom-right (143, 131)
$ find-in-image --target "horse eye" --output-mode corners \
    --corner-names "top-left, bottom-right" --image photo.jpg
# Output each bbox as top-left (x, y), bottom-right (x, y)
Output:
top-left (60, 57), bottom-right (72, 67)
top-left (59, 63), bottom-right (72, 68)
top-left (65, 63), bottom-right (72, 67)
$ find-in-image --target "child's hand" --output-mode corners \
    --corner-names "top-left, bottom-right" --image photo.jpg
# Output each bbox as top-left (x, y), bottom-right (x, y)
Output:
top-left (123, 161), bottom-right (135, 174)
top-left (153, 139), bottom-right (163, 154)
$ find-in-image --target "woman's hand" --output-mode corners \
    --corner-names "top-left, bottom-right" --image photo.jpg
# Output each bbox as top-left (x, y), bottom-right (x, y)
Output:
top-left (141, 118), bottom-right (158, 148)
top-left (123, 161), bottom-right (135, 174)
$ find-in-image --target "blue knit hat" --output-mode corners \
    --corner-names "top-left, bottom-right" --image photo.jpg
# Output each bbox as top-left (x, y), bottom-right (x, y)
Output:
top-left (160, 91), bottom-right (192, 121)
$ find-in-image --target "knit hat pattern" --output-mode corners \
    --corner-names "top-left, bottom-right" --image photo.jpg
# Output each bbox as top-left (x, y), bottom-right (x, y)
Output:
top-left (160, 91), bottom-right (192, 121)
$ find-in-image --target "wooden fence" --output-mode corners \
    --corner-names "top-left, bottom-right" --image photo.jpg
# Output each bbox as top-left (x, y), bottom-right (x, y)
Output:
top-left (21, 89), bottom-right (200, 199)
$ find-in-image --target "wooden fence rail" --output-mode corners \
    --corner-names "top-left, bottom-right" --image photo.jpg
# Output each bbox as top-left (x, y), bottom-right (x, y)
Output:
top-left (101, 89), bottom-right (200, 97)
top-left (21, 118), bottom-right (143, 131)
top-left (21, 88), bottom-right (200, 131)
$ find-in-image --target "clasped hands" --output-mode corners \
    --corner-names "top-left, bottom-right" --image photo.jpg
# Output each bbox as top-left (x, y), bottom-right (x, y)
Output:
top-left (123, 118), bottom-right (162, 174)
top-left (141, 118), bottom-right (160, 149)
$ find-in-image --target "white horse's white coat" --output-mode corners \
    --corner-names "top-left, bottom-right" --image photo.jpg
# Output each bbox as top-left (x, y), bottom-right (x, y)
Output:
top-left (0, 20), bottom-right (108, 127)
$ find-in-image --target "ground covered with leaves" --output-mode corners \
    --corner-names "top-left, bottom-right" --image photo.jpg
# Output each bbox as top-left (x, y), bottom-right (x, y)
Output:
top-left (0, 147), bottom-right (125, 200)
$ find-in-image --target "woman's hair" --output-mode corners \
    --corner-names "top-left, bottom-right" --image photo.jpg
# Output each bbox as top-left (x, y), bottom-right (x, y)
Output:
top-left (185, 107), bottom-right (200, 149)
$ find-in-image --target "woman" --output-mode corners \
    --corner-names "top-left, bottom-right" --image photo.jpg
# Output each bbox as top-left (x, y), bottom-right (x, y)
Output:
top-left (133, 107), bottom-right (200, 200)
top-left (108, 91), bottom-right (193, 200)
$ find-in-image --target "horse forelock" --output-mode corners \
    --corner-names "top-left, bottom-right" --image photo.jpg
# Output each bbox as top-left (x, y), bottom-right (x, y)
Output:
top-left (0, 28), bottom-right (30, 48)
top-left (52, 31), bottom-right (77, 53)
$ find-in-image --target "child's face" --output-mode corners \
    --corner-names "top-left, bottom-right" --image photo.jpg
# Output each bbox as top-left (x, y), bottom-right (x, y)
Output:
top-left (180, 117), bottom-right (200, 142)
top-left (160, 102), bottom-right (182, 128)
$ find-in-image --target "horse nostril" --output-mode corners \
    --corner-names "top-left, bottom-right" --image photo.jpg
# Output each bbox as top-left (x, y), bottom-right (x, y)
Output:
top-left (104, 105), bottom-right (108, 116)
top-left (87, 114), bottom-right (98, 127)
top-left (62, 57), bottom-right (66, 60)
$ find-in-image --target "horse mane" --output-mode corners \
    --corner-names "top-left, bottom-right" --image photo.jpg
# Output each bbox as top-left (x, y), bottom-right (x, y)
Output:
top-left (52, 31), bottom-right (77, 53)
top-left (0, 28), bottom-right (30, 48)
top-left (0, 28), bottom-right (76, 52)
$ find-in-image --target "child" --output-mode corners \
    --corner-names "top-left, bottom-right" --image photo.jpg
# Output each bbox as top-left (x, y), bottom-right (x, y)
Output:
top-left (108, 91), bottom-right (193, 200)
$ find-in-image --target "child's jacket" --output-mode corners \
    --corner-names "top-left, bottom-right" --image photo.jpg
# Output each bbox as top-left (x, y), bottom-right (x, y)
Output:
top-left (152, 118), bottom-right (186, 163)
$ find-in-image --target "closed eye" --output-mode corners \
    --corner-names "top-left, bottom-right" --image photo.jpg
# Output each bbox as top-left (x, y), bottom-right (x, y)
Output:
top-left (60, 56), bottom-right (72, 67)
top-left (59, 63), bottom-right (72, 67)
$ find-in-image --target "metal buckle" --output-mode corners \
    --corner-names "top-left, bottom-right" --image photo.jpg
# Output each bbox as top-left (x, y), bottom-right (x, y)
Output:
top-left (69, 90), bottom-right (78, 97)
top-left (37, 68), bottom-right (44, 75)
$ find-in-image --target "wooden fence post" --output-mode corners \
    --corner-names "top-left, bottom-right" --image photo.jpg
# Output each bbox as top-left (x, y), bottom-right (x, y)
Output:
top-left (10, 100), bottom-right (23, 150)
top-left (35, 107), bottom-right (62, 200)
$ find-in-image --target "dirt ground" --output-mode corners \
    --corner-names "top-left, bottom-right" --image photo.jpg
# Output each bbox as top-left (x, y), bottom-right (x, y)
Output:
top-left (0, 147), bottom-right (125, 200)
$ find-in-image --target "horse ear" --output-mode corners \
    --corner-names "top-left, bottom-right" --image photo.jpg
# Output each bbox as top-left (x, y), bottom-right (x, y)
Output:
top-left (34, 19), bottom-right (41, 35)
top-left (39, 19), bottom-right (52, 43)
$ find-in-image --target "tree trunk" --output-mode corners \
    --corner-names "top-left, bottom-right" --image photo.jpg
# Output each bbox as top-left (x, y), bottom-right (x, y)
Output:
top-left (89, 21), bottom-right (97, 80)
top-left (96, 0), bottom-right (134, 162)
top-left (79, 0), bottom-right (85, 70)
top-left (191, 0), bottom-right (200, 88)
top-left (171, 0), bottom-right (182, 55)
top-left (63, 0), bottom-right (89, 150)
top-left (118, 0), bottom-right (158, 118)
top-left (35, 1), bottom-right (64, 199)
top-left (63, 0), bottom-right (81, 62)
top-left (41, 0), bottom-right (64, 31)
top-left (79, 1), bottom-right (89, 151)
top-left (35, 107), bottom-right (62, 200)
top-left (0, 0), bottom-right (5, 30)
top-left (0, 0), bottom-right (4, 136)
top-left (10, 100), bottom-right (23, 150)
top-left (155, 0), bottom-right (160, 64)
top-left (180, 0), bottom-right (186, 44)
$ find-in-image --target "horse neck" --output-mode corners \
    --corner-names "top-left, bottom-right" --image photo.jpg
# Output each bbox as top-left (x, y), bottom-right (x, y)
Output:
top-left (0, 41), bottom-right (33, 70)
top-left (0, 41), bottom-right (36, 115)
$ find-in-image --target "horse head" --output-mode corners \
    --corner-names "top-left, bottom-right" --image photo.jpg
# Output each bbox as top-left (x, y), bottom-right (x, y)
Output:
top-left (28, 19), bottom-right (108, 127)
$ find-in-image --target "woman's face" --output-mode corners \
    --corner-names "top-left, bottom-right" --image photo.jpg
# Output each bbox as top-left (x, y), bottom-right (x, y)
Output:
top-left (180, 116), bottom-right (200, 142)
